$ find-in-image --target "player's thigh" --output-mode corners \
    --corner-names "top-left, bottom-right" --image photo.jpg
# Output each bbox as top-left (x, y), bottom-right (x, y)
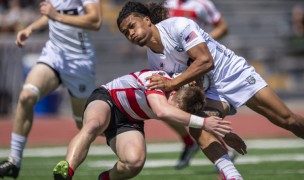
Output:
top-left (24, 63), bottom-right (60, 97)
top-left (110, 130), bottom-right (146, 163)
top-left (246, 86), bottom-right (292, 120)
top-left (82, 100), bottom-right (111, 133)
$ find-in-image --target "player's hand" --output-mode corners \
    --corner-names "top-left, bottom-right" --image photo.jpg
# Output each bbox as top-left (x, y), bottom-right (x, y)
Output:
top-left (15, 28), bottom-right (32, 48)
top-left (145, 74), bottom-right (173, 91)
top-left (223, 132), bottom-right (247, 155)
top-left (203, 116), bottom-right (232, 138)
top-left (40, 1), bottom-right (58, 21)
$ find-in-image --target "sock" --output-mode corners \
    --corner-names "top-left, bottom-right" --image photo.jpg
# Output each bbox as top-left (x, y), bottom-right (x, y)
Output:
top-left (9, 133), bottom-right (27, 167)
top-left (100, 170), bottom-right (110, 180)
top-left (68, 167), bottom-right (74, 177)
top-left (215, 154), bottom-right (242, 179)
top-left (182, 134), bottom-right (194, 147)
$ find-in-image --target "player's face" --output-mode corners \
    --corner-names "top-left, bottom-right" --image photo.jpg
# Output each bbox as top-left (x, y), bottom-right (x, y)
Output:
top-left (119, 14), bottom-right (153, 47)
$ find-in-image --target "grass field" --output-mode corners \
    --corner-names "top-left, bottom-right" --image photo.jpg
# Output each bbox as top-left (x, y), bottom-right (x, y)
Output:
top-left (1, 138), bottom-right (304, 180)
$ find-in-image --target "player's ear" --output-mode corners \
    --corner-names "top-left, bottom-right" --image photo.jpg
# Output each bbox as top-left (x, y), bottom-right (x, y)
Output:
top-left (144, 16), bottom-right (152, 26)
top-left (169, 91), bottom-right (176, 97)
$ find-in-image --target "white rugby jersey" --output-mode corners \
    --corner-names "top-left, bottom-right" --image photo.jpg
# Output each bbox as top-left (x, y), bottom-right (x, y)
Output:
top-left (165, 0), bottom-right (222, 28)
top-left (48, 0), bottom-right (98, 60)
top-left (147, 17), bottom-right (252, 93)
top-left (102, 70), bottom-right (170, 122)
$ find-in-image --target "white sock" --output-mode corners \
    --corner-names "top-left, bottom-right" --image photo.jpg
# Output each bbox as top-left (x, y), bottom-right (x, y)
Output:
top-left (215, 154), bottom-right (242, 179)
top-left (9, 133), bottom-right (27, 168)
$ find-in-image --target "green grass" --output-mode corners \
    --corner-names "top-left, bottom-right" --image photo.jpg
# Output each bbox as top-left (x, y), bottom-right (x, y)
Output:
top-left (12, 145), bottom-right (304, 180)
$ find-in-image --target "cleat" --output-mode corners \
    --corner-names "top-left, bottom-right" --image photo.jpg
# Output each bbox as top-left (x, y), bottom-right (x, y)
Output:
top-left (0, 157), bottom-right (20, 179)
top-left (53, 161), bottom-right (71, 180)
top-left (175, 142), bottom-right (200, 169)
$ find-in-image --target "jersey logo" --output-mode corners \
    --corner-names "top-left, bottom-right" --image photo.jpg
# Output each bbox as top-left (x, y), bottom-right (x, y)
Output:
top-left (159, 62), bottom-right (164, 69)
top-left (79, 84), bottom-right (86, 93)
top-left (245, 75), bottom-right (256, 85)
top-left (174, 46), bottom-right (184, 52)
top-left (185, 31), bottom-right (198, 43)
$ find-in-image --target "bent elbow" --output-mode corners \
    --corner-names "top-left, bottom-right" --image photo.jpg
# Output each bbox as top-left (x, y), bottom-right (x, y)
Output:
top-left (90, 17), bottom-right (103, 31)
top-left (92, 21), bottom-right (102, 31)
top-left (155, 110), bottom-right (170, 120)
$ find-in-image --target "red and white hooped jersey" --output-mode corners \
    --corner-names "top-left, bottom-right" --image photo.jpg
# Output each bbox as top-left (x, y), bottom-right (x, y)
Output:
top-left (102, 70), bottom-right (171, 122)
top-left (165, 0), bottom-right (222, 27)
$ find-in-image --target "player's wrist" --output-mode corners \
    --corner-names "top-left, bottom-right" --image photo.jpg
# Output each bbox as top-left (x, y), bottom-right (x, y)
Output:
top-left (188, 114), bottom-right (205, 129)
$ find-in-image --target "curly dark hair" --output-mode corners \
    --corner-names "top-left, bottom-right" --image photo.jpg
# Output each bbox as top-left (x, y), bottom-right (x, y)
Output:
top-left (117, 1), bottom-right (169, 30)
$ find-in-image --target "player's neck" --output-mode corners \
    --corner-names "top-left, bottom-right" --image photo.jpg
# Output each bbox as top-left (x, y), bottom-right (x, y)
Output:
top-left (147, 26), bottom-right (164, 54)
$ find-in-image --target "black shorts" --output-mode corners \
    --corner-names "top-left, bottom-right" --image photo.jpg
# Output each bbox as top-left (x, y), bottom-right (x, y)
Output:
top-left (84, 87), bottom-right (145, 145)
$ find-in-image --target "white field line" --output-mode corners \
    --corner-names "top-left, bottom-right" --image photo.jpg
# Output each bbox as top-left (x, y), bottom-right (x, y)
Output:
top-left (0, 138), bottom-right (303, 158)
top-left (87, 153), bottom-right (304, 168)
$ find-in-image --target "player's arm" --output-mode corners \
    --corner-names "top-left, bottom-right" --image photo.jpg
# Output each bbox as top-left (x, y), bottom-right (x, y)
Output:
top-left (16, 15), bottom-right (48, 48)
top-left (209, 18), bottom-right (228, 40)
top-left (170, 42), bottom-right (214, 89)
top-left (147, 93), bottom-right (232, 137)
top-left (40, 1), bottom-right (102, 30)
top-left (27, 15), bottom-right (49, 32)
top-left (146, 42), bottom-right (213, 91)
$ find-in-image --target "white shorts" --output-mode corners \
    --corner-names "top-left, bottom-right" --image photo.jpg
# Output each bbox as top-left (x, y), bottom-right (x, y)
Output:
top-left (205, 66), bottom-right (267, 115)
top-left (38, 41), bottom-right (96, 98)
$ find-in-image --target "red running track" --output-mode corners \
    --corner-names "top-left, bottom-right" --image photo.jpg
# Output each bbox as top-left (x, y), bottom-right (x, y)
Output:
top-left (1, 109), bottom-right (300, 148)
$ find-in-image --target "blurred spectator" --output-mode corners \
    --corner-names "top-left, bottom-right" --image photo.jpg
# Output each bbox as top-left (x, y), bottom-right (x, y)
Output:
top-left (0, 0), bottom-right (38, 33)
top-left (291, 5), bottom-right (304, 37)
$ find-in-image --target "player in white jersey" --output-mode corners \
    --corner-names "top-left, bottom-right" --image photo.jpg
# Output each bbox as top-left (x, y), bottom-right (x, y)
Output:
top-left (117, 2), bottom-right (304, 179)
top-left (0, 1), bottom-right (102, 179)
top-left (164, 0), bottom-right (229, 169)
top-left (52, 69), bottom-right (234, 180)
top-left (165, 0), bottom-right (228, 40)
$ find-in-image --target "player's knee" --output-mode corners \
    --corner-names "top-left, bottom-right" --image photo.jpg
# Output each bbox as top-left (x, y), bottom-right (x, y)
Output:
top-left (125, 159), bottom-right (145, 177)
top-left (123, 153), bottom-right (145, 177)
top-left (82, 120), bottom-right (103, 136)
top-left (285, 114), bottom-right (302, 131)
top-left (19, 84), bottom-right (40, 107)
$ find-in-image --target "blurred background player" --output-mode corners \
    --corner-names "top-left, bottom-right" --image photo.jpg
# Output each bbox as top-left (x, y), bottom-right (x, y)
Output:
top-left (165, 0), bottom-right (228, 40)
top-left (162, 0), bottom-right (230, 169)
top-left (0, 0), bottom-right (102, 179)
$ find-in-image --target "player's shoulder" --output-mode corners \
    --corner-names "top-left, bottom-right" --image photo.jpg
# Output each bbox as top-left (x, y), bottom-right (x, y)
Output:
top-left (159, 17), bottom-right (196, 30)
top-left (137, 69), bottom-right (170, 78)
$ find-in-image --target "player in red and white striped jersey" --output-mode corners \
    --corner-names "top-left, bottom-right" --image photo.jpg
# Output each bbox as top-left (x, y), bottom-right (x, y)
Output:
top-left (52, 69), bottom-right (233, 180)
top-left (165, 0), bottom-right (228, 40)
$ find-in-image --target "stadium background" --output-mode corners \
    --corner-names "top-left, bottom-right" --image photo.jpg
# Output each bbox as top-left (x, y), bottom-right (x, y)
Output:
top-left (0, 0), bottom-right (304, 147)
